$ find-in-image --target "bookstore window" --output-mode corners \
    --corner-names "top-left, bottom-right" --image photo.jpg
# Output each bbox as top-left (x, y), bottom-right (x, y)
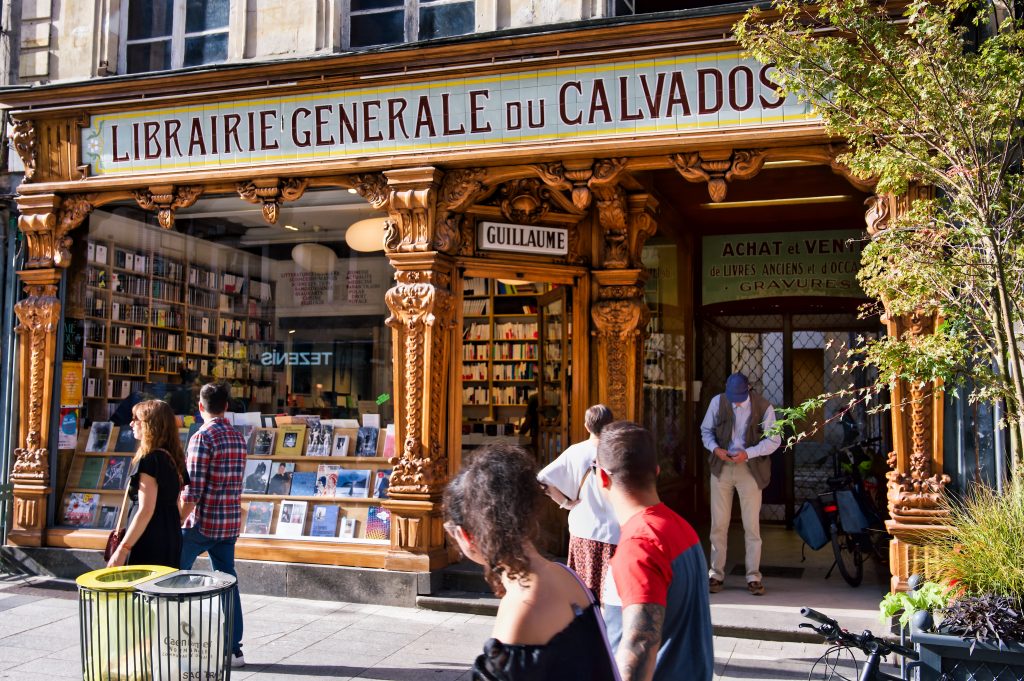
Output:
top-left (345, 0), bottom-right (475, 49)
top-left (642, 237), bottom-right (690, 481)
top-left (122, 0), bottom-right (230, 74)
top-left (58, 189), bottom-right (398, 546)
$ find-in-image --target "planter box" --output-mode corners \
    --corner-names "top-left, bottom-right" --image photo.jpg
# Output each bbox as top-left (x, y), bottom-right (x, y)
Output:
top-left (912, 626), bottom-right (1024, 681)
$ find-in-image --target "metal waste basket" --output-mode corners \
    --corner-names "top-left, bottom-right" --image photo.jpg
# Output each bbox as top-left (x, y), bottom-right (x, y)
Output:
top-left (77, 564), bottom-right (177, 681)
top-left (136, 570), bottom-right (236, 681)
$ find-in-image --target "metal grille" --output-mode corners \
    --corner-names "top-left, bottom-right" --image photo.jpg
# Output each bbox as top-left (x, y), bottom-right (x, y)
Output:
top-left (702, 315), bottom-right (883, 523)
top-left (940, 660), bottom-right (1024, 680)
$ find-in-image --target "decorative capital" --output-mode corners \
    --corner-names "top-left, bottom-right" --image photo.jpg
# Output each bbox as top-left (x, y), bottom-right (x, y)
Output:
top-left (237, 177), bottom-right (309, 224)
top-left (670, 149), bottom-right (766, 202)
top-left (381, 167), bottom-right (443, 253)
top-left (9, 118), bottom-right (36, 181)
top-left (17, 193), bottom-right (95, 269)
top-left (133, 185), bottom-right (203, 229)
top-left (594, 184), bottom-right (629, 268)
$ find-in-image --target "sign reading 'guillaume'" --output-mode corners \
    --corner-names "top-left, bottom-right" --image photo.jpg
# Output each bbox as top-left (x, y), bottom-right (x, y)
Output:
top-left (478, 222), bottom-right (568, 256)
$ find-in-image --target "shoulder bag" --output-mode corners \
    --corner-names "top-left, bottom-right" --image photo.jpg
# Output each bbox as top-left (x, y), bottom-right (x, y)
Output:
top-left (103, 486), bottom-right (131, 561)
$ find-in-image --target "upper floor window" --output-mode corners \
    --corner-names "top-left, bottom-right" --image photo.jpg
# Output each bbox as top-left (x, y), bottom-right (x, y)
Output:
top-left (124, 0), bottom-right (229, 73)
top-left (348, 0), bottom-right (474, 49)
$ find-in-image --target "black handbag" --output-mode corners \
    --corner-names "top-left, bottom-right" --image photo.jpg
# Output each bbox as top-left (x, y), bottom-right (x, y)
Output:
top-left (103, 487), bottom-right (131, 561)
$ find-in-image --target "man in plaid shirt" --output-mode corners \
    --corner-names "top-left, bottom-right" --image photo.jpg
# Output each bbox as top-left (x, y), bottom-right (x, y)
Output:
top-left (179, 382), bottom-right (248, 667)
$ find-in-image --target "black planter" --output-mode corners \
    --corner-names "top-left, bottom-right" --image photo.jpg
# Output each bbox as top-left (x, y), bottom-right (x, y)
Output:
top-left (911, 625), bottom-right (1024, 681)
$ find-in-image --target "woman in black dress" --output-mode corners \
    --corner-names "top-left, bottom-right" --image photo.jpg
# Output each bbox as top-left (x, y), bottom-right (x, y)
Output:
top-left (106, 399), bottom-right (189, 568)
top-left (444, 445), bottom-right (619, 681)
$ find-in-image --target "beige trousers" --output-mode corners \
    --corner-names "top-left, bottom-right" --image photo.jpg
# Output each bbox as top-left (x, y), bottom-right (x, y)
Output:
top-left (708, 461), bottom-right (763, 583)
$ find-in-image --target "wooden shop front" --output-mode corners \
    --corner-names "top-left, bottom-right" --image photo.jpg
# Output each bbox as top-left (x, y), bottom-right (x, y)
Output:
top-left (1, 13), bottom-right (950, 593)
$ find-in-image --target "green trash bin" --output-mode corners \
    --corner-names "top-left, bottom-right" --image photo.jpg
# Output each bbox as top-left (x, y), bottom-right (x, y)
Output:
top-left (77, 564), bottom-right (177, 681)
top-left (135, 570), bottom-right (237, 681)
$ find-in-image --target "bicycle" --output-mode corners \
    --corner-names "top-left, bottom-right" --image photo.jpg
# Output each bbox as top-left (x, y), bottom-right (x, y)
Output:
top-left (800, 607), bottom-right (920, 680)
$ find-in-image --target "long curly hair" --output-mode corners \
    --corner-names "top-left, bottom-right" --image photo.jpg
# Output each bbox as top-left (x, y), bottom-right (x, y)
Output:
top-left (131, 399), bottom-right (187, 483)
top-left (443, 444), bottom-right (543, 597)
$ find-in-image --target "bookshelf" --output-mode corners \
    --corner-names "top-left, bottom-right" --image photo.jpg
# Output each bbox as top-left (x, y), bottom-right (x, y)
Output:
top-left (56, 425), bottom-right (135, 531)
top-left (82, 238), bottom-right (279, 423)
top-left (460, 277), bottom-right (552, 441)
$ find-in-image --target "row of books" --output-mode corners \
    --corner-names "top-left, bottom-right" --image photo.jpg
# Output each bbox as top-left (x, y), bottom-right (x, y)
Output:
top-left (87, 243), bottom-right (109, 266)
top-left (84, 424), bottom-right (140, 454)
top-left (462, 344), bottom-right (490, 361)
top-left (462, 277), bottom-right (489, 297)
top-left (463, 299), bottom-right (489, 315)
top-left (112, 248), bottom-right (152, 273)
top-left (69, 455), bottom-right (132, 491)
top-left (86, 378), bottom-right (144, 399)
top-left (464, 322), bottom-right (490, 340)
top-left (243, 501), bottom-right (390, 541)
top-left (242, 423), bottom-right (393, 459)
top-left (242, 461), bottom-right (390, 499)
top-left (492, 342), bottom-right (538, 360)
top-left (112, 272), bottom-right (150, 297)
top-left (494, 322), bottom-right (538, 340)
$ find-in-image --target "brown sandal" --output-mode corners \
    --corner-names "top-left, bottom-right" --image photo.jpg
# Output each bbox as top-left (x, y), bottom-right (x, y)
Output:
top-left (747, 580), bottom-right (766, 596)
top-left (709, 578), bottom-right (724, 593)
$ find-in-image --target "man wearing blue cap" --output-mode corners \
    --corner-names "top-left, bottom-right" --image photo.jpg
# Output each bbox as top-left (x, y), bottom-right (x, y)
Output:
top-left (700, 372), bottom-right (781, 596)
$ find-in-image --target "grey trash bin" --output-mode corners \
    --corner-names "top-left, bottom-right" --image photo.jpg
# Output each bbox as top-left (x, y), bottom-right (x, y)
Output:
top-left (135, 570), bottom-right (236, 681)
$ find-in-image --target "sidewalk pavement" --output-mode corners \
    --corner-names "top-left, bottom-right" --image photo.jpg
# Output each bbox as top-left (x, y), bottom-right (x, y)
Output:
top-left (0, 570), bottom-right (891, 680)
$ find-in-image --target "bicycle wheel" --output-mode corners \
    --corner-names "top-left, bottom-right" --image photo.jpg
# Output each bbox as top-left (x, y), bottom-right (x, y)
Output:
top-left (831, 528), bottom-right (864, 587)
top-left (807, 644), bottom-right (859, 680)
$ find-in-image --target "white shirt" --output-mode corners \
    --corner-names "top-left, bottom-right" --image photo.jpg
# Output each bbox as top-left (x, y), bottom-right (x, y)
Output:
top-left (537, 439), bottom-right (620, 545)
top-left (700, 394), bottom-right (781, 459)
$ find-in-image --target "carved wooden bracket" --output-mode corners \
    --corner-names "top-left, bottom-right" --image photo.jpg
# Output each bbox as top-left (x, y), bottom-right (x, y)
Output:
top-left (670, 149), bottom-right (766, 202)
top-left (532, 158), bottom-right (628, 211)
top-left (435, 168), bottom-right (488, 255)
top-left (133, 185), bottom-right (203, 229)
top-left (591, 271), bottom-right (649, 420)
top-left (350, 172), bottom-right (390, 209)
top-left (385, 258), bottom-right (456, 495)
top-left (236, 177), bottom-right (309, 224)
top-left (17, 193), bottom-right (96, 269)
top-left (9, 117), bottom-right (36, 181)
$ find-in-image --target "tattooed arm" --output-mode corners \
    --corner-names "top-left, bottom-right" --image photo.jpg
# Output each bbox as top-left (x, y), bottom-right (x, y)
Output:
top-left (616, 602), bottom-right (665, 681)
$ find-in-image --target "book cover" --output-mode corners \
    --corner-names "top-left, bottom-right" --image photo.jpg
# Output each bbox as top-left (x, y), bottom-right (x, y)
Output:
top-left (62, 492), bottom-right (98, 527)
top-left (85, 422), bottom-right (114, 453)
top-left (335, 468), bottom-right (371, 498)
top-left (266, 462), bottom-right (295, 495)
top-left (101, 456), bottom-right (131, 490)
top-left (242, 460), bottom-right (270, 494)
top-left (310, 504), bottom-right (340, 537)
top-left (275, 500), bottom-right (307, 537)
top-left (234, 424), bottom-right (257, 452)
top-left (330, 434), bottom-right (351, 457)
top-left (97, 505), bottom-right (118, 530)
top-left (372, 470), bottom-right (391, 499)
top-left (354, 427), bottom-right (380, 457)
top-left (305, 421), bottom-right (334, 457)
top-left (252, 428), bottom-right (276, 456)
top-left (77, 457), bottom-right (104, 489)
top-left (243, 501), bottom-right (275, 535)
top-left (275, 425), bottom-right (306, 456)
top-left (381, 424), bottom-right (396, 460)
top-left (339, 517), bottom-right (358, 540)
top-left (314, 464), bottom-right (342, 497)
top-left (288, 472), bottom-right (317, 497)
top-left (364, 505), bottom-right (391, 541)
top-left (113, 427), bottom-right (138, 453)
top-left (58, 408), bottom-right (79, 449)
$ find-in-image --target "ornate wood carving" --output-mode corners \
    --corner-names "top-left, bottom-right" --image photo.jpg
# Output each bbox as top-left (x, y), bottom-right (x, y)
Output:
top-left (498, 178), bottom-right (552, 225)
top-left (18, 193), bottom-right (96, 269)
top-left (350, 173), bottom-right (390, 209)
top-left (435, 168), bottom-right (489, 254)
top-left (591, 271), bottom-right (649, 421)
top-left (384, 258), bottom-right (456, 496)
top-left (379, 168), bottom-right (443, 253)
top-left (9, 118), bottom-right (36, 181)
top-left (594, 184), bottom-right (629, 268)
top-left (670, 149), bottom-right (766, 202)
top-left (533, 158), bottom-right (628, 211)
top-left (133, 185), bottom-right (203, 229)
top-left (9, 269), bottom-right (62, 546)
top-left (236, 177), bottom-right (309, 224)
top-left (36, 115), bottom-right (91, 182)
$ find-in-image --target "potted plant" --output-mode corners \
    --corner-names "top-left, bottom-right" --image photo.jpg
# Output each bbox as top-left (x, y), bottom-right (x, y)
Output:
top-left (907, 484), bottom-right (1024, 680)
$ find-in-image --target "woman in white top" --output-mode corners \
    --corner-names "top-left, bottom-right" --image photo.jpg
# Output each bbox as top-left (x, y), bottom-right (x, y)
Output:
top-left (537, 404), bottom-right (618, 603)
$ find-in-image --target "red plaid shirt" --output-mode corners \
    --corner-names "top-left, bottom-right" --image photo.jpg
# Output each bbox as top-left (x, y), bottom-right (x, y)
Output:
top-left (182, 416), bottom-right (247, 539)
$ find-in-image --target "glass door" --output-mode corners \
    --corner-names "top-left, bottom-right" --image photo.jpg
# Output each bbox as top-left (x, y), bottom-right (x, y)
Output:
top-left (537, 287), bottom-right (571, 466)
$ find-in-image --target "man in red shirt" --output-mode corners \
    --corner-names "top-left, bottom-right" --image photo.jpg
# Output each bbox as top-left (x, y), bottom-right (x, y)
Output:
top-left (179, 382), bottom-right (248, 668)
top-left (596, 421), bottom-right (714, 681)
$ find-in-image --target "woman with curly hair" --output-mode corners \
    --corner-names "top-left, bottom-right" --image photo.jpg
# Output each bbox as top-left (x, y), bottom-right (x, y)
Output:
top-left (444, 445), bottom-right (619, 680)
top-left (106, 399), bottom-right (190, 568)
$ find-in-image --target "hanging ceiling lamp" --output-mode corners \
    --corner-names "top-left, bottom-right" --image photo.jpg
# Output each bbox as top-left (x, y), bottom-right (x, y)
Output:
top-left (345, 217), bottom-right (389, 252)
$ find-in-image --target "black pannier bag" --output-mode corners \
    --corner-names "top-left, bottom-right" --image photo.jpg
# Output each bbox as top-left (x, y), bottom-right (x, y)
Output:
top-left (793, 498), bottom-right (830, 550)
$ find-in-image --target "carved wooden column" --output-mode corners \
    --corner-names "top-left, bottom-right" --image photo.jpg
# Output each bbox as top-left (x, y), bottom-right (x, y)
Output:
top-left (591, 186), bottom-right (658, 421)
top-left (865, 189), bottom-right (952, 591)
top-left (376, 167), bottom-right (457, 571)
top-left (8, 192), bottom-right (93, 546)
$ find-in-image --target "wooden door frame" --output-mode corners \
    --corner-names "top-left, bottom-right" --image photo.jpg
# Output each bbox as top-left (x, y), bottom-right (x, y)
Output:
top-left (449, 258), bottom-right (589, 475)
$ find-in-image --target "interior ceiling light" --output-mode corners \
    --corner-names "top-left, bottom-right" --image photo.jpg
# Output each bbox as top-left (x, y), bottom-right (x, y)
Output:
top-left (762, 160), bottom-right (818, 169)
top-left (700, 195), bottom-right (853, 209)
top-left (291, 243), bottom-right (338, 274)
top-left (345, 217), bottom-right (389, 252)
top-left (283, 224), bottom-right (299, 231)
top-left (497, 278), bottom-right (533, 286)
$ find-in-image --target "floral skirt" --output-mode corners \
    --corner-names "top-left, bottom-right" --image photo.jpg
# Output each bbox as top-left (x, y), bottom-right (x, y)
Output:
top-left (567, 535), bottom-right (617, 605)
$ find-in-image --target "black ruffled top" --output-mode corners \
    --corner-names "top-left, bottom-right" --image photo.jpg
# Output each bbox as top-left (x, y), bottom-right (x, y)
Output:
top-left (471, 603), bottom-right (619, 681)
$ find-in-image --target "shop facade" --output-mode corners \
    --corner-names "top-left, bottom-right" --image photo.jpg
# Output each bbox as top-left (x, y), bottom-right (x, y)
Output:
top-left (1, 10), bottom-right (951, 599)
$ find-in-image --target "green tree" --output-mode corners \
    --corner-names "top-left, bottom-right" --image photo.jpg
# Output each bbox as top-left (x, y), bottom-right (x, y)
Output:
top-left (736, 0), bottom-right (1024, 483)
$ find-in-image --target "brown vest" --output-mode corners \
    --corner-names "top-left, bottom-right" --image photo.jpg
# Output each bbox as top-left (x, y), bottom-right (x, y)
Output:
top-left (708, 391), bottom-right (775, 489)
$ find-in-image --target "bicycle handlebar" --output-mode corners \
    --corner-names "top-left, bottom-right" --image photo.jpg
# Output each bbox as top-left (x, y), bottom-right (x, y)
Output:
top-left (800, 607), bottom-right (919, 662)
top-left (800, 607), bottom-right (837, 628)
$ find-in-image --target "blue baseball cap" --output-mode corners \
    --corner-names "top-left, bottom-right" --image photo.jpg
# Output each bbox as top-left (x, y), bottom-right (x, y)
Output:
top-left (725, 373), bottom-right (750, 403)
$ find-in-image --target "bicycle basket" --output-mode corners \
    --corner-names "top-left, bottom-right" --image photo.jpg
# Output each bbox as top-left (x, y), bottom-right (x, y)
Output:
top-left (834, 489), bottom-right (873, 534)
top-left (794, 499), bottom-right (830, 550)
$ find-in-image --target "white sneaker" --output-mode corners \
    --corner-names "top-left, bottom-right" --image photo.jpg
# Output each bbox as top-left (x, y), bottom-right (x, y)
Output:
top-left (231, 651), bottom-right (245, 668)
